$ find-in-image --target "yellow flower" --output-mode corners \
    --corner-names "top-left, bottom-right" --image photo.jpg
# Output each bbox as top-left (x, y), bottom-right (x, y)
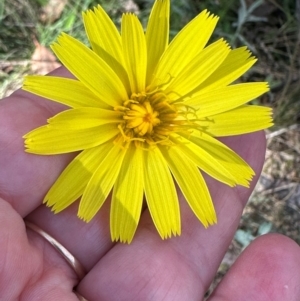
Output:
top-left (23, 0), bottom-right (273, 243)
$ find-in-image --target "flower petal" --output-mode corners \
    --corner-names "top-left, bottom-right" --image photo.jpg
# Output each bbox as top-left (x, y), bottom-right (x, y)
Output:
top-left (144, 147), bottom-right (180, 239)
top-left (187, 132), bottom-right (255, 187)
top-left (160, 145), bottom-right (216, 227)
top-left (83, 5), bottom-right (123, 64)
top-left (122, 13), bottom-right (147, 93)
top-left (203, 105), bottom-right (273, 136)
top-left (166, 39), bottom-right (230, 97)
top-left (24, 124), bottom-right (118, 154)
top-left (83, 6), bottom-right (131, 93)
top-left (172, 135), bottom-right (236, 187)
top-left (111, 145), bottom-right (144, 243)
top-left (47, 108), bottom-right (122, 129)
top-left (186, 82), bottom-right (269, 117)
top-left (51, 33), bottom-right (128, 106)
top-left (45, 141), bottom-right (113, 211)
top-left (195, 46), bottom-right (257, 93)
top-left (145, 0), bottom-right (170, 83)
top-left (153, 10), bottom-right (218, 87)
top-left (23, 76), bottom-right (108, 108)
top-left (78, 143), bottom-right (127, 222)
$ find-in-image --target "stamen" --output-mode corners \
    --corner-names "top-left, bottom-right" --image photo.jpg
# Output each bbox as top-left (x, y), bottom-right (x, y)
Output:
top-left (115, 87), bottom-right (205, 148)
top-left (123, 99), bottom-right (139, 106)
top-left (114, 105), bottom-right (129, 111)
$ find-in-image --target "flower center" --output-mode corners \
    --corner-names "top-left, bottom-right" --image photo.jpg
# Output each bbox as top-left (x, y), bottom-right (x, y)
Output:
top-left (123, 101), bottom-right (161, 136)
top-left (115, 89), bottom-right (200, 147)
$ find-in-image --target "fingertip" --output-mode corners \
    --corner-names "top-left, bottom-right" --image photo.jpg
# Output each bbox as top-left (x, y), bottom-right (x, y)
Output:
top-left (241, 233), bottom-right (300, 284)
top-left (209, 233), bottom-right (300, 301)
top-left (249, 233), bottom-right (300, 262)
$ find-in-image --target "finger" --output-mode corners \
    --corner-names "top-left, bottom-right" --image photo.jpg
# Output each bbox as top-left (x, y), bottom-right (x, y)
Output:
top-left (76, 131), bottom-right (267, 300)
top-left (0, 67), bottom-right (75, 215)
top-left (208, 234), bottom-right (300, 301)
top-left (0, 197), bottom-right (78, 300)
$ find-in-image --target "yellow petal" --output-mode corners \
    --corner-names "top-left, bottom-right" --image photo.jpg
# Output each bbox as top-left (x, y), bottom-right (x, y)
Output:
top-left (186, 82), bottom-right (269, 117)
top-left (78, 143), bottom-right (127, 222)
top-left (111, 145), bottom-right (144, 243)
top-left (166, 39), bottom-right (230, 97)
top-left (45, 141), bottom-right (113, 211)
top-left (23, 76), bottom-right (108, 108)
top-left (145, 0), bottom-right (170, 83)
top-left (83, 7), bottom-right (130, 93)
top-left (24, 124), bottom-right (118, 154)
top-left (83, 5), bottom-right (123, 64)
top-left (195, 46), bottom-right (256, 93)
top-left (47, 108), bottom-right (122, 129)
top-left (188, 132), bottom-right (255, 187)
top-left (51, 33), bottom-right (128, 106)
top-left (153, 10), bottom-right (218, 87)
top-left (172, 135), bottom-right (236, 187)
top-left (160, 145), bottom-right (216, 227)
top-left (144, 147), bottom-right (180, 238)
top-left (122, 13), bottom-right (147, 93)
top-left (203, 105), bottom-right (273, 136)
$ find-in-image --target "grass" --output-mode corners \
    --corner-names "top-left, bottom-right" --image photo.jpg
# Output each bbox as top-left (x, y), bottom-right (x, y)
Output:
top-left (1, 0), bottom-right (300, 294)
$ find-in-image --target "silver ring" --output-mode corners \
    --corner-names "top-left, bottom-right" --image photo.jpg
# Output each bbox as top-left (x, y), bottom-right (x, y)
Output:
top-left (25, 221), bottom-right (86, 280)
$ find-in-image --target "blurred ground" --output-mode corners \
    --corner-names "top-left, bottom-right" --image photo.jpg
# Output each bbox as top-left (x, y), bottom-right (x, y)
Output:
top-left (0, 0), bottom-right (299, 296)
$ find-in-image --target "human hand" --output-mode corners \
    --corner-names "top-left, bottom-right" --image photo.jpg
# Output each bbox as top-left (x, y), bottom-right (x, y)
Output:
top-left (0, 67), bottom-right (299, 301)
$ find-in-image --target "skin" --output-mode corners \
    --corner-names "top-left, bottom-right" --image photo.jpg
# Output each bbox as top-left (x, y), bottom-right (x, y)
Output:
top-left (0, 67), bottom-right (300, 301)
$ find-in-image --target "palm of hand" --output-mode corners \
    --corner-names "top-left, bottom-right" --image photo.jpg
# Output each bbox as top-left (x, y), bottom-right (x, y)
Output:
top-left (0, 68), bottom-right (299, 301)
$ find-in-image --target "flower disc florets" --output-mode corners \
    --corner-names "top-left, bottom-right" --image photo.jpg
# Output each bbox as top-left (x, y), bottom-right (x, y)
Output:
top-left (115, 87), bottom-right (192, 147)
